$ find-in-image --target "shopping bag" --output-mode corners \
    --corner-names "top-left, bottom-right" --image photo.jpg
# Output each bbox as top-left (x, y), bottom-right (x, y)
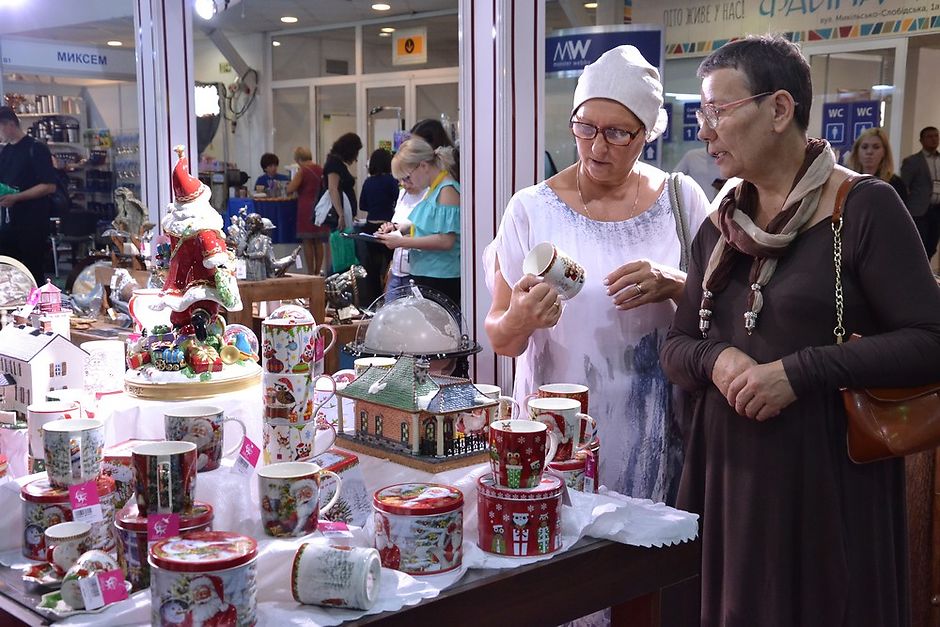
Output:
top-left (330, 229), bottom-right (359, 273)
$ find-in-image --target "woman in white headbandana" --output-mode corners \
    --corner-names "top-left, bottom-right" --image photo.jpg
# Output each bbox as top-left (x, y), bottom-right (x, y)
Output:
top-left (484, 45), bottom-right (710, 504)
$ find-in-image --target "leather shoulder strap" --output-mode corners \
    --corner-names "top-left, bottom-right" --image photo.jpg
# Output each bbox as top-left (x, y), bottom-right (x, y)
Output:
top-left (832, 174), bottom-right (870, 223)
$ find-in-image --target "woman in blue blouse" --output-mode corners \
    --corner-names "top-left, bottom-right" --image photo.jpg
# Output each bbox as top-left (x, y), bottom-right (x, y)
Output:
top-left (377, 137), bottom-right (461, 308)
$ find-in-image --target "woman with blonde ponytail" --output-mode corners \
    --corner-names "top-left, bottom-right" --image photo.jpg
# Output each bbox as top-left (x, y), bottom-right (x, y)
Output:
top-left (377, 137), bottom-right (462, 307)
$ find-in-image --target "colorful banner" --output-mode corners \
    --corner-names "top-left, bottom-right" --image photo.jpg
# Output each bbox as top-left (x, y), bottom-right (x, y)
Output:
top-left (632, 0), bottom-right (940, 57)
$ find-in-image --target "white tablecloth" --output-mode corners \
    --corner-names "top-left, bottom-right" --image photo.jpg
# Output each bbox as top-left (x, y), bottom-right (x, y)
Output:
top-left (0, 382), bottom-right (699, 625)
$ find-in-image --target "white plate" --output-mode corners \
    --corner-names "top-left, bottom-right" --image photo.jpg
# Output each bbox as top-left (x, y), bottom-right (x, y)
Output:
top-left (22, 562), bottom-right (63, 588)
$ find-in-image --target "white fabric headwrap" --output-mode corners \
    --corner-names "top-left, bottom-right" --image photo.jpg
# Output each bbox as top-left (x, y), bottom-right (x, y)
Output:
top-left (572, 45), bottom-right (668, 141)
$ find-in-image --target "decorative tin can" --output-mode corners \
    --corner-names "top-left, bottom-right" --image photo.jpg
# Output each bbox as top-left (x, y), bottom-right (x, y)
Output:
top-left (150, 531), bottom-right (258, 627)
top-left (477, 473), bottom-right (564, 557)
top-left (20, 476), bottom-right (117, 561)
top-left (114, 501), bottom-right (214, 592)
top-left (546, 436), bottom-right (600, 494)
top-left (291, 543), bottom-right (381, 610)
top-left (372, 483), bottom-right (463, 575)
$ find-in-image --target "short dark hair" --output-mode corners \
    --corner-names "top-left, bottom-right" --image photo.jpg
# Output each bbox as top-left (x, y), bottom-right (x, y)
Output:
top-left (330, 133), bottom-right (363, 164)
top-left (259, 152), bottom-right (279, 169)
top-left (0, 106), bottom-right (20, 126)
top-left (920, 126), bottom-right (938, 140)
top-left (410, 119), bottom-right (454, 149)
top-left (697, 34), bottom-right (811, 131)
top-left (367, 148), bottom-right (392, 176)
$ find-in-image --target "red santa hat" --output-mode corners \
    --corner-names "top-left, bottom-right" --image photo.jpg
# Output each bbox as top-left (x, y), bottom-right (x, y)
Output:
top-left (278, 377), bottom-right (293, 391)
top-left (190, 574), bottom-right (224, 601)
top-left (172, 145), bottom-right (208, 203)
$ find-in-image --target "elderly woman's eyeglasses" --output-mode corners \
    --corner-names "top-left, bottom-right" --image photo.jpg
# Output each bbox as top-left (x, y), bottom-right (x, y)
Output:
top-left (695, 92), bottom-right (773, 130)
top-left (569, 120), bottom-right (642, 146)
top-left (399, 164), bottom-right (420, 184)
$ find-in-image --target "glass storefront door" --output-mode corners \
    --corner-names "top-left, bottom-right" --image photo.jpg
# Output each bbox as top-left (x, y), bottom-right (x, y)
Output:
top-left (365, 84), bottom-right (406, 154)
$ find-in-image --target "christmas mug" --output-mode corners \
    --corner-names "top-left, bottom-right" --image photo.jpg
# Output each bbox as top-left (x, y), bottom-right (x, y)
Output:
top-left (526, 396), bottom-right (596, 461)
top-left (522, 242), bottom-right (586, 300)
top-left (487, 419), bottom-right (558, 489)
top-left (261, 421), bottom-right (337, 465)
top-left (44, 521), bottom-right (91, 577)
top-left (475, 384), bottom-right (521, 421)
top-left (257, 462), bottom-right (342, 537)
top-left (132, 441), bottom-right (198, 515)
top-left (262, 305), bottom-right (336, 376)
top-left (28, 400), bottom-right (81, 462)
top-left (524, 383), bottom-right (590, 414)
top-left (164, 405), bottom-right (247, 472)
top-left (42, 418), bottom-right (105, 489)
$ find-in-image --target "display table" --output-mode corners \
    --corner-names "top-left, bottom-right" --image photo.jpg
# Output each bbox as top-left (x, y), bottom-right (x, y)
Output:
top-left (229, 273), bottom-right (326, 339)
top-left (225, 197), bottom-right (298, 244)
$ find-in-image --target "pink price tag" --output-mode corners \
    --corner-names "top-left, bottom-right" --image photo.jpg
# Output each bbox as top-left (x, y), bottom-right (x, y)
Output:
top-left (318, 521), bottom-right (353, 538)
top-left (97, 569), bottom-right (129, 605)
top-left (239, 437), bottom-right (260, 466)
top-left (148, 513), bottom-right (181, 544)
top-left (68, 481), bottom-right (103, 523)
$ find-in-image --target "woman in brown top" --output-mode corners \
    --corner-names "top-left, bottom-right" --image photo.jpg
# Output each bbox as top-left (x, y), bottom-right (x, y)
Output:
top-left (661, 35), bottom-right (940, 626)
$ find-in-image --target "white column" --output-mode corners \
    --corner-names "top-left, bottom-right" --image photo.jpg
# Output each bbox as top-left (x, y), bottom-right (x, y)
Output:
top-left (459, 0), bottom-right (544, 390)
top-left (134, 0), bottom-right (198, 226)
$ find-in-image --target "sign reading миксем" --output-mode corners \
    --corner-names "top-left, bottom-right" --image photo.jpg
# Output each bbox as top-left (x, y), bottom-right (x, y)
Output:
top-left (0, 38), bottom-right (136, 77)
top-left (822, 100), bottom-right (880, 154)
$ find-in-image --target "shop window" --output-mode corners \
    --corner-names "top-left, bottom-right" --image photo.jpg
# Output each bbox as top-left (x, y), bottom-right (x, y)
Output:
top-left (375, 415), bottom-right (383, 435)
top-left (61, 362), bottom-right (67, 376)
top-left (401, 421), bottom-right (410, 444)
top-left (359, 411), bottom-right (368, 433)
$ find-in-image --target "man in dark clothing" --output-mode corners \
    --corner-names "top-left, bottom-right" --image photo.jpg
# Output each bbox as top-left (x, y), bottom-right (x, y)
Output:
top-left (0, 106), bottom-right (56, 284)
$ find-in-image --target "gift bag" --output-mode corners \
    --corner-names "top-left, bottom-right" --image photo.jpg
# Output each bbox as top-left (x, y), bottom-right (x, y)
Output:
top-left (330, 229), bottom-right (358, 273)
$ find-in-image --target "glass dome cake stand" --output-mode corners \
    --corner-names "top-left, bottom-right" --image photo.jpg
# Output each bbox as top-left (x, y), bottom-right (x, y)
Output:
top-left (343, 283), bottom-right (481, 377)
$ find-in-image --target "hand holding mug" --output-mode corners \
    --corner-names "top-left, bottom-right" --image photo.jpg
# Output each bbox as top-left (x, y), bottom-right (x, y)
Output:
top-left (508, 275), bottom-right (563, 332)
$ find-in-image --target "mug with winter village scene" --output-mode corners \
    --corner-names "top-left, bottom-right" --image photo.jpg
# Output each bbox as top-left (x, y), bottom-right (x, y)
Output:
top-left (257, 462), bottom-right (342, 537)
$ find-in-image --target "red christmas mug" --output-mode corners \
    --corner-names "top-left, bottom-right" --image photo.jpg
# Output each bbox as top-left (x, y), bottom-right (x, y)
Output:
top-left (525, 383), bottom-right (589, 414)
top-left (487, 419), bottom-right (558, 489)
top-left (526, 396), bottom-right (596, 462)
top-left (132, 441), bottom-right (198, 516)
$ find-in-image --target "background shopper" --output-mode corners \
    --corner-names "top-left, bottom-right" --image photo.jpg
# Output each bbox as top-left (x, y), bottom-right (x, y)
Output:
top-left (846, 127), bottom-right (907, 204)
top-left (286, 146), bottom-right (325, 274)
top-left (357, 148), bottom-right (399, 304)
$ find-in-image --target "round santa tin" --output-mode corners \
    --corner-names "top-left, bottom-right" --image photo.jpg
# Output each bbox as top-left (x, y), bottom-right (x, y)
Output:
top-left (20, 475), bottom-right (116, 561)
top-left (546, 436), bottom-right (600, 494)
top-left (477, 473), bottom-right (564, 557)
top-left (372, 482), bottom-right (463, 575)
top-left (115, 501), bottom-right (214, 592)
top-left (149, 531), bottom-right (258, 626)
top-left (291, 543), bottom-right (381, 610)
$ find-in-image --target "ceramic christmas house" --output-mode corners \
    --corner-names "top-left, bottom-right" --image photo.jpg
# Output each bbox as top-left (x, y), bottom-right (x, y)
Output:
top-left (336, 355), bottom-right (498, 471)
top-left (0, 325), bottom-right (88, 422)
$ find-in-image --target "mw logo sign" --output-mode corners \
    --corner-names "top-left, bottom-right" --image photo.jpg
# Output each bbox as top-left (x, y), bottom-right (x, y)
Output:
top-left (553, 39), bottom-right (591, 62)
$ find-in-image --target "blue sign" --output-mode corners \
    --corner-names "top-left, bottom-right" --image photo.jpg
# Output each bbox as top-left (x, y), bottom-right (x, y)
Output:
top-left (546, 28), bottom-right (662, 75)
top-left (822, 100), bottom-right (880, 150)
top-left (683, 102), bottom-right (700, 126)
top-left (682, 126), bottom-right (698, 142)
top-left (662, 103), bottom-right (672, 142)
top-left (643, 143), bottom-right (658, 162)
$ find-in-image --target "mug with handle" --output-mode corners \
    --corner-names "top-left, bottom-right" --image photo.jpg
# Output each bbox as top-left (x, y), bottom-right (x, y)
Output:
top-left (164, 405), bottom-right (247, 472)
top-left (526, 396), bottom-right (596, 462)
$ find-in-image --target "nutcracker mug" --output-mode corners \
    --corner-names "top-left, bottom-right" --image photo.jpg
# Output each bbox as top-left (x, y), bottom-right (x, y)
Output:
top-left (525, 383), bottom-right (590, 414)
top-left (522, 242), bottom-right (586, 300)
top-left (132, 441), bottom-right (198, 515)
top-left (42, 418), bottom-right (105, 488)
top-left (164, 405), bottom-right (247, 472)
top-left (257, 462), bottom-right (342, 537)
top-left (526, 397), bottom-right (596, 461)
top-left (44, 521), bottom-right (91, 577)
top-left (28, 400), bottom-right (81, 462)
top-left (487, 419), bottom-right (558, 489)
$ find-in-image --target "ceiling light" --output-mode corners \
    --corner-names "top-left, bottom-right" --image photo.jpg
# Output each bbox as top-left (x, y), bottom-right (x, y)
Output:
top-left (583, 2), bottom-right (598, 8)
top-left (272, 40), bottom-right (281, 47)
top-left (372, 3), bottom-right (391, 10)
top-left (194, 0), bottom-right (217, 20)
top-left (871, 84), bottom-right (894, 91)
top-left (280, 16), bottom-right (298, 23)
top-left (379, 32), bottom-right (391, 37)
top-left (381, 27), bottom-right (396, 33)
top-left (107, 41), bottom-right (123, 47)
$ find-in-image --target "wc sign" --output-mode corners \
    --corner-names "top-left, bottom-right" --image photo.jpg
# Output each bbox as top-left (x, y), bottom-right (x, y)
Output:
top-left (822, 101), bottom-right (880, 152)
top-left (545, 27), bottom-right (662, 75)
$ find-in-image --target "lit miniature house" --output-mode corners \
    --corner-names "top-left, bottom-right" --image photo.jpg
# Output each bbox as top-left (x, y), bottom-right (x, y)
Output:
top-left (13, 280), bottom-right (72, 340)
top-left (0, 325), bottom-right (88, 420)
top-left (336, 355), bottom-right (498, 463)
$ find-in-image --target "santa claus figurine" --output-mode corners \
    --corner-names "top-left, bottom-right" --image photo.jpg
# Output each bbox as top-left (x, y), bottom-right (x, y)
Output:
top-left (187, 574), bottom-right (237, 627)
top-left (160, 146), bottom-right (241, 342)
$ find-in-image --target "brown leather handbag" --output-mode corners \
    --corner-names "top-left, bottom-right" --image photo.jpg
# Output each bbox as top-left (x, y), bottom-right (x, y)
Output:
top-left (832, 174), bottom-right (940, 464)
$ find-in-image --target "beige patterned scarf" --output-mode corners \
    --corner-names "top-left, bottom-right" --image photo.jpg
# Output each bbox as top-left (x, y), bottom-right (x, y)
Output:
top-left (699, 138), bottom-right (836, 337)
